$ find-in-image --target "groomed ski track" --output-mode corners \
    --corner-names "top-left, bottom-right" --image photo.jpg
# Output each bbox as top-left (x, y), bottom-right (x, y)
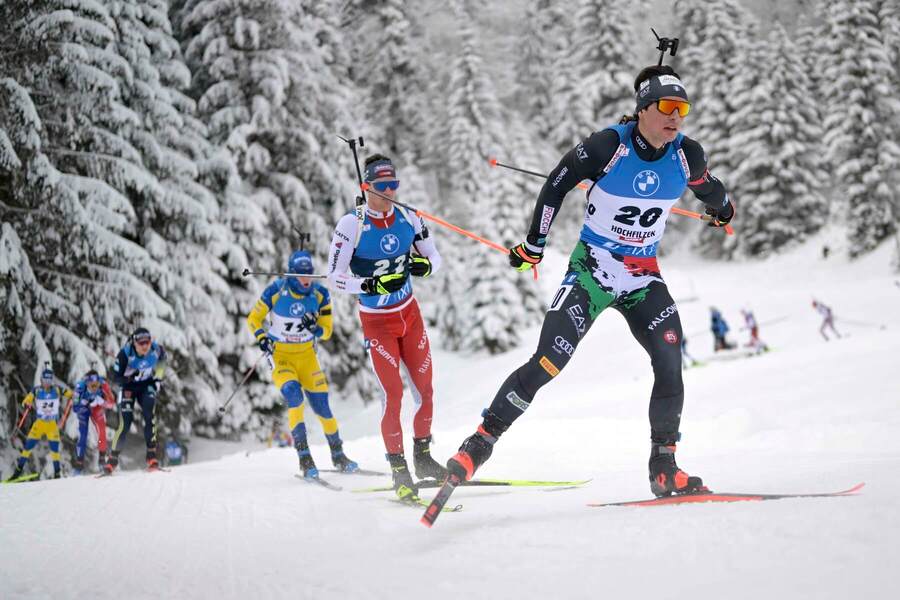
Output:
top-left (2, 240), bottom-right (898, 600)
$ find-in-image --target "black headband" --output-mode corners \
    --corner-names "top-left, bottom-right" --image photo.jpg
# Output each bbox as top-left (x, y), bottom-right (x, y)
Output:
top-left (635, 74), bottom-right (689, 113)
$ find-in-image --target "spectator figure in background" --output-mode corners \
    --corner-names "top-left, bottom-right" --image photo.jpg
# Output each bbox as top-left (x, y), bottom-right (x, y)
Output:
top-left (164, 439), bottom-right (187, 466)
top-left (812, 300), bottom-right (841, 341)
top-left (741, 309), bottom-right (769, 354)
top-left (710, 308), bottom-right (734, 352)
top-left (681, 336), bottom-right (699, 369)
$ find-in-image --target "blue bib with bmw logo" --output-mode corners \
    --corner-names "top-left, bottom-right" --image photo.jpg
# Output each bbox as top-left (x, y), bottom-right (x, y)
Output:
top-left (580, 122), bottom-right (689, 257)
top-left (267, 281), bottom-right (327, 343)
top-left (349, 209), bottom-right (415, 309)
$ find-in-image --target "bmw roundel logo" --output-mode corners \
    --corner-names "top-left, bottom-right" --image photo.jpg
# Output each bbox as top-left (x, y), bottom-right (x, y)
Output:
top-left (380, 234), bottom-right (400, 253)
top-left (289, 303), bottom-right (305, 317)
top-left (633, 170), bottom-right (660, 197)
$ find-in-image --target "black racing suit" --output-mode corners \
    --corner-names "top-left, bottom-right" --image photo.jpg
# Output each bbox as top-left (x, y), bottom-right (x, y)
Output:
top-left (110, 342), bottom-right (167, 463)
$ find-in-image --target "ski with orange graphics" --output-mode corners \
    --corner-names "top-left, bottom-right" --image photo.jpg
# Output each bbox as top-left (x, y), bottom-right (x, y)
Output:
top-left (588, 482), bottom-right (865, 508)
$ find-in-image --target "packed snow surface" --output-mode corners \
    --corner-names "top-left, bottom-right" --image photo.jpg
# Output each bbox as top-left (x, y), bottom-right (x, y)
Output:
top-left (3, 239), bottom-right (898, 599)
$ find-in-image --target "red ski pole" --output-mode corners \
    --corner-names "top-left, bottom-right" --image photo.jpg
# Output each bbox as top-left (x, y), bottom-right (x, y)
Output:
top-left (59, 398), bottom-right (73, 429)
top-left (15, 405), bottom-right (31, 432)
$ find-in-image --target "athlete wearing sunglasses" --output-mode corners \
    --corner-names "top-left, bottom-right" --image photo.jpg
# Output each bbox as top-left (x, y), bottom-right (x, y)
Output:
top-left (327, 154), bottom-right (447, 501)
top-left (371, 179), bottom-right (400, 192)
top-left (107, 327), bottom-right (167, 472)
top-left (448, 64), bottom-right (736, 500)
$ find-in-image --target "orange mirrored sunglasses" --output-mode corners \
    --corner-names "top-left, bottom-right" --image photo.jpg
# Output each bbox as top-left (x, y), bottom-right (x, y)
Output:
top-left (656, 99), bottom-right (691, 117)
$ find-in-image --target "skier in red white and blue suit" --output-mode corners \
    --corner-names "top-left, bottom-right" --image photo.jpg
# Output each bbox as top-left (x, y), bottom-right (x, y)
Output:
top-left (327, 154), bottom-right (448, 497)
top-left (71, 370), bottom-right (115, 474)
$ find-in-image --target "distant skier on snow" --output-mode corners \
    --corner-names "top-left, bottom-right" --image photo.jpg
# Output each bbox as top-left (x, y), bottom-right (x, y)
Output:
top-left (680, 336), bottom-right (699, 369)
top-left (444, 62), bottom-right (734, 499)
top-left (71, 370), bottom-right (115, 474)
top-left (246, 250), bottom-right (358, 479)
top-left (710, 307), bottom-right (734, 352)
top-left (5, 368), bottom-right (72, 482)
top-left (327, 154), bottom-right (448, 499)
top-left (740, 309), bottom-right (768, 354)
top-left (812, 300), bottom-right (841, 341)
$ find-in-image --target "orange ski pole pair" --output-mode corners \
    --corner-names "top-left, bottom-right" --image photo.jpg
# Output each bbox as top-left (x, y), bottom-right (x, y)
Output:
top-left (361, 183), bottom-right (539, 280)
top-left (488, 158), bottom-right (735, 236)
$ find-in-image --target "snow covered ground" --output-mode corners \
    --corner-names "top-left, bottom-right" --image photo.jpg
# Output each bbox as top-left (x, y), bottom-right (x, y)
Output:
top-left (2, 238), bottom-right (899, 600)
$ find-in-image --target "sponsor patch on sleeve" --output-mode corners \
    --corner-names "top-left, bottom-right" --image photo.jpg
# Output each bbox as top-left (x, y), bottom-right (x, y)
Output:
top-left (539, 355), bottom-right (560, 377)
top-left (506, 391), bottom-right (530, 412)
top-left (539, 206), bottom-right (555, 234)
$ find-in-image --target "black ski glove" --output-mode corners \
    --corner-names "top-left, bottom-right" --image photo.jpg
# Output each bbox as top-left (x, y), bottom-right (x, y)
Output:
top-left (300, 312), bottom-right (318, 332)
top-left (706, 200), bottom-right (735, 227)
top-left (508, 242), bottom-right (543, 272)
top-left (257, 336), bottom-right (273, 355)
top-left (409, 256), bottom-right (432, 278)
top-left (361, 273), bottom-right (408, 295)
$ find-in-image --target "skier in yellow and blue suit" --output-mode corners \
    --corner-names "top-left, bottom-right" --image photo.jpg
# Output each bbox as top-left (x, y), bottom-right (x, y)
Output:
top-left (6, 368), bottom-right (73, 481)
top-left (247, 250), bottom-right (358, 479)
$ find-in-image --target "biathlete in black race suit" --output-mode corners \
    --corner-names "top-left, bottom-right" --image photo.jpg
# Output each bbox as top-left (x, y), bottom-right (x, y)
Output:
top-left (446, 64), bottom-right (735, 497)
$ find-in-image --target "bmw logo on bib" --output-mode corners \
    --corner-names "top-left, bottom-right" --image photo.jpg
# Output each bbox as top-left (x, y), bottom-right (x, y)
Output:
top-left (290, 303), bottom-right (305, 316)
top-left (380, 234), bottom-right (400, 254)
top-left (633, 170), bottom-right (660, 197)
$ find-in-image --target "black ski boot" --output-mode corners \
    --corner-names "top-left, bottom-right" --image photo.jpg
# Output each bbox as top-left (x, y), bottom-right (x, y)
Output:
top-left (295, 439), bottom-right (318, 479)
top-left (5, 464), bottom-right (25, 482)
top-left (104, 450), bottom-right (120, 474)
top-left (648, 443), bottom-right (706, 497)
top-left (328, 441), bottom-right (359, 473)
top-left (97, 451), bottom-right (107, 471)
top-left (447, 410), bottom-right (508, 482)
top-left (413, 435), bottom-right (447, 481)
top-left (146, 446), bottom-right (159, 470)
top-left (72, 457), bottom-right (84, 475)
top-left (387, 453), bottom-right (418, 499)
top-left (298, 452), bottom-right (318, 479)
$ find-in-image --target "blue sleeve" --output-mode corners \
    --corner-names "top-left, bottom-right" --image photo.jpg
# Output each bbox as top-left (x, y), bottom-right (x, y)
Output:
top-left (316, 284), bottom-right (331, 310)
top-left (260, 280), bottom-right (283, 309)
top-left (112, 349), bottom-right (129, 386)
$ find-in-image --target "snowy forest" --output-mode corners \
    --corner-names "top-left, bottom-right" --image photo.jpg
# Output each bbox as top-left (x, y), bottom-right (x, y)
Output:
top-left (1, 0), bottom-right (899, 453)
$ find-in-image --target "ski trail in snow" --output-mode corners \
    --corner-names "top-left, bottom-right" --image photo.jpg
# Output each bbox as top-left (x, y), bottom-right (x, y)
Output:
top-left (3, 243), bottom-right (899, 599)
